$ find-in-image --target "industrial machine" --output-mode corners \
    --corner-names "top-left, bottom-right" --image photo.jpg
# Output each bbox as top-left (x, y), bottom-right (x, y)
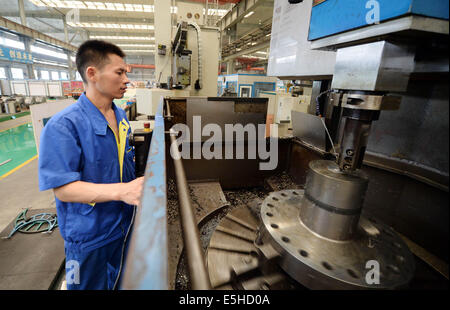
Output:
top-left (217, 74), bottom-right (277, 97)
top-left (121, 0), bottom-right (449, 290)
top-left (135, 3), bottom-right (219, 118)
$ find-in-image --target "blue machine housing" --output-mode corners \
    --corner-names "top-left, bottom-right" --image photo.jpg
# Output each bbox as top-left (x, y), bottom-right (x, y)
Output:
top-left (308, 0), bottom-right (449, 41)
top-left (218, 74), bottom-right (276, 97)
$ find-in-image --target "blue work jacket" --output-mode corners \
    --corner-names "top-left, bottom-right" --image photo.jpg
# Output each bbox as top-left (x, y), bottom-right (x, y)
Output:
top-left (38, 93), bottom-right (136, 252)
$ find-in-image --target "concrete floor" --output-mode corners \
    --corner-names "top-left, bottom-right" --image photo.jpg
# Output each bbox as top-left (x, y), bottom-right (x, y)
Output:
top-left (0, 116), bottom-right (63, 289)
top-left (0, 156), bottom-right (55, 232)
top-left (0, 114), bottom-right (55, 233)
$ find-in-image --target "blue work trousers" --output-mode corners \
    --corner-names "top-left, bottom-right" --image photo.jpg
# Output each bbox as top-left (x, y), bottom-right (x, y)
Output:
top-left (64, 234), bottom-right (131, 290)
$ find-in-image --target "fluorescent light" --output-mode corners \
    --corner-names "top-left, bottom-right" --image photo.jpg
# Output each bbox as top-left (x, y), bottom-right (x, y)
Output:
top-left (143, 5), bottom-right (154, 12)
top-left (125, 4), bottom-right (134, 11)
top-left (117, 44), bottom-right (155, 48)
top-left (67, 22), bottom-right (154, 30)
top-left (90, 35), bottom-right (155, 41)
top-left (122, 50), bottom-right (155, 53)
top-left (133, 4), bottom-right (143, 12)
top-left (33, 1), bottom-right (156, 12)
top-left (105, 2), bottom-right (116, 10)
top-left (244, 11), bottom-right (254, 18)
top-left (256, 51), bottom-right (267, 55)
top-left (114, 3), bottom-right (124, 11)
top-left (30, 1), bottom-right (182, 14)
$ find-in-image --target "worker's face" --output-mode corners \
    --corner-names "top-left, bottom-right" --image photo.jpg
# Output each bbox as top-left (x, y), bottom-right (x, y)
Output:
top-left (87, 53), bottom-right (129, 99)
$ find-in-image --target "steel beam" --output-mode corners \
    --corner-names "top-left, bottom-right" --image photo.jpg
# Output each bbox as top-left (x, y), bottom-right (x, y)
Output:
top-left (222, 40), bottom-right (270, 62)
top-left (0, 16), bottom-right (77, 52)
top-left (217, 0), bottom-right (266, 31)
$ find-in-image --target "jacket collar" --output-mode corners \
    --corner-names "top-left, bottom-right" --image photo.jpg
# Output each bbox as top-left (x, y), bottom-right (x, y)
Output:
top-left (78, 92), bottom-right (120, 136)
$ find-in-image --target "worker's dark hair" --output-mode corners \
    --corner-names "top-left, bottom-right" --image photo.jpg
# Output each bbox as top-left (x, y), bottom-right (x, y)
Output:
top-left (76, 40), bottom-right (125, 83)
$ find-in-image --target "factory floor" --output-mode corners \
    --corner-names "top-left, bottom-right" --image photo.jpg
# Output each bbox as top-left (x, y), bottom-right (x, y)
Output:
top-left (0, 116), bottom-right (65, 289)
top-left (0, 114), bottom-right (54, 232)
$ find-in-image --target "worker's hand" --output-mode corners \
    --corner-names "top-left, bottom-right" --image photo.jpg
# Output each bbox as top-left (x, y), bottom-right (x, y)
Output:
top-left (119, 177), bottom-right (144, 206)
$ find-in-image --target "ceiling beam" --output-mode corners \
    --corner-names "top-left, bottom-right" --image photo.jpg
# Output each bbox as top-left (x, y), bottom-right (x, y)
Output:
top-left (2, 12), bottom-right (155, 24)
top-left (0, 16), bottom-right (77, 52)
top-left (217, 0), bottom-right (268, 31)
top-left (222, 40), bottom-right (270, 62)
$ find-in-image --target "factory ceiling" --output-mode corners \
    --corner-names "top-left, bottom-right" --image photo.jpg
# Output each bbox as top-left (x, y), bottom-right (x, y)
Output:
top-left (0, 0), bottom-right (273, 61)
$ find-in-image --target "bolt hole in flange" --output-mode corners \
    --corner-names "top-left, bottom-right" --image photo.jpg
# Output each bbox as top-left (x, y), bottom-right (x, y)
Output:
top-left (281, 193), bottom-right (287, 197)
top-left (272, 197), bottom-right (279, 201)
top-left (293, 191), bottom-right (299, 195)
top-left (299, 250), bottom-right (308, 258)
top-left (271, 223), bottom-right (279, 229)
top-left (395, 255), bottom-right (405, 263)
top-left (392, 241), bottom-right (402, 249)
top-left (266, 212), bottom-right (273, 217)
top-left (383, 229), bottom-right (394, 238)
top-left (347, 269), bottom-right (359, 279)
top-left (387, 265), bottom-right (401, 274)
top-left (322, 262), bottom-right (333, 270)
top-left (281, 236), bottom-right (290, 243)
top-left (267, 203), bottom-right (275, 208)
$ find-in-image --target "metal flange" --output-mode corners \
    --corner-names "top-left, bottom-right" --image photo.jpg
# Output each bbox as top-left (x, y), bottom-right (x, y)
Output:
top-left (258, 189), bottom-right (415, 289)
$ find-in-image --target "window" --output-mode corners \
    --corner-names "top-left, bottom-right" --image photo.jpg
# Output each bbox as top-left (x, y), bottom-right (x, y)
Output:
top-left (75, 71), bottom-right (82, 81)
top-left (34, 70), bottom-right (38, 79)
top-left (51, 71), bottom-right (60, 80)
top-left (0, 37), bottom-right (25, 50)
top-left (60, 72), bottom-right (68, 80)
top-left (0, 67), bottom-right (6, 79)
top-left (11, 68), bottom-right (24, 79)
top-left (31, 45), bottom-right (67, 60)
top-left (41, 70), bottom-right (49, 80)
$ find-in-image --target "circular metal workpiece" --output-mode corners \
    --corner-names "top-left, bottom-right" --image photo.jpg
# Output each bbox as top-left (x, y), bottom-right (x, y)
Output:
top-left (260, 189), bottom-right (415, 289)
top-left (305, 160), bottom-right (368, 212)
top-left (302, 160), bottom-right (368, 241)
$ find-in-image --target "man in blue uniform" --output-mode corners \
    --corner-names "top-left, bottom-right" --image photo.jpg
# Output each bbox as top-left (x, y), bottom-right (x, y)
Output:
top-left (38, 40), bottom-right (144, 290)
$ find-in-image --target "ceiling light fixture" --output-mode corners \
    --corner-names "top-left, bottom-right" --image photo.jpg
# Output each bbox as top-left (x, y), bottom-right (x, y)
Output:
top-left (66, 22), bottom-right (154, 30)
top-left (90, 35), bottom-right (155, 41)
top-left (122, 50), bottom-right (155, 53)
top-left (117, 44), bottom-right (156, 48)
top-left (32, 1), bottom-right (157, 12)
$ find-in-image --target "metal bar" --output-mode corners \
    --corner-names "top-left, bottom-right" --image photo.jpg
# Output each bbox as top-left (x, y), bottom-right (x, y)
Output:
top-left (0, 159), bottom-right (12, 167)
top-left (168, 100), bottom-right (212, 290)
top-left (121, 97), bottom-right (168, 289)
